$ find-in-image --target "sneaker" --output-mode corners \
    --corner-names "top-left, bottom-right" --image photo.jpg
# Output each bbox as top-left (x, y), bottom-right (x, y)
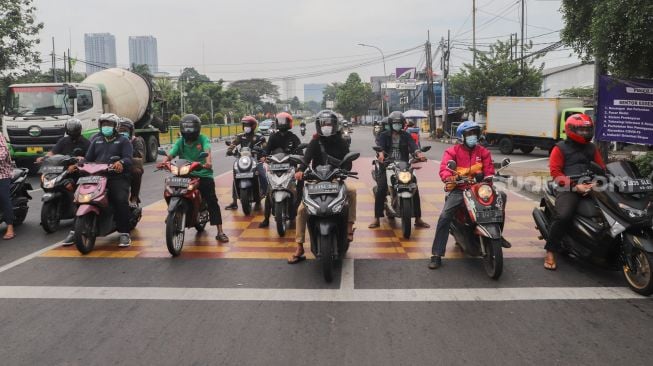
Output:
top-left (258, 219), bottom-right (270, 228)
top-left (428, 256), bottom-right (442, 270)
top-left (61, 231), bottom-right (75, 246)
top-left (118, 233), bottom-right (131, 248)
top-left (225, 202), bottom-right (238, 210)
top-left (501, 237), bottom-right (512, 248)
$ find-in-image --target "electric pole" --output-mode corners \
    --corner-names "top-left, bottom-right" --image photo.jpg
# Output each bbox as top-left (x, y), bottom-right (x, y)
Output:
top-left (520, 0), bottom-right (525, 74)
top-left (52, 37), bottom-right (57, 83)
top-left (472, 0), bottom-right (476, 67)
top-left (443, 30), bottom-right (450, 131)
top-left (425, 32), bottom-right (435, 135)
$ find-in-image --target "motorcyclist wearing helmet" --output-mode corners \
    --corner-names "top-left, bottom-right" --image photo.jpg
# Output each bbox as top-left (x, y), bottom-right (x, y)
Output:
top-left (405, 120), bottom-right (421, 148)
top-left (259, 112), bottom-right (303, 228)
top-left (288, 110), bottom-right (357, 264)
top-left (224, 116), bottom-right (268, 210)
top-left (117, 118), bottom-right (145, 205)
top-left (84, 113), bottom-right (134, 247)
top-left (428, 120), bottom-right (496, 269)
top-left (369, 111), bottom-right (430, 229)
top-left (543, 113), bottom-right (605, 270)
top-left (158, 114), bottom-right (229, 243)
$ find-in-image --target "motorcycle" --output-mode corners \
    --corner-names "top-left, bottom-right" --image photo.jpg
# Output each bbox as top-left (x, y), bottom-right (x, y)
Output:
top-left (300, 124), bottom-right (306, 136)
top-left (343, 129), bottom-right (352, 146)
top-left (72, 158), bottom-right (142, 254)
top-left (39, 152), bottom-right (81, 233)
top-left (532, 160), bottom-right (653, 296)
top-left (157, 150), bottom-right (210, 256)
top-left (372, 146), bottom-right (431, 239)
top-left (290, 152), bottom-right (360, 282)
top-left (0, 167), bottom-right (31, 226)
top-left (446, 158), bottom-right (511, 279)
top-left (226, 140), bottom-right (265, 216)
top-left (265, 144), bottom-right (307, 237)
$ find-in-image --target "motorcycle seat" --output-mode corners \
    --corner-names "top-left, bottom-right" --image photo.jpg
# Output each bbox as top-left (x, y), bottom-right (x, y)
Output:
top-left (11, 169), bottom-right (25, 181)
top-left (576, 199), bottom-right (601, 217)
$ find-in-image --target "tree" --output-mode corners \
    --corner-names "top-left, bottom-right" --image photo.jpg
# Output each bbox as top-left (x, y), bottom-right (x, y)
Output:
top-left (153, 77), bottom-right (180, 120)
top-left (559, 86), bottom-right (594, 98)
top-left (334, 73), bottom-right (374, 119)
top-left (228, 79), bottom-right (280, 111)
top-left (449, 40), bottom-right (543, 115)
top-left (130, 64), bottom-right (154, 85)
top-left (213, 112), bottom-right (224, 124)
top-left (199, 112), bottom-right (211, 124)
top-left (290, 96), bottom-right (301, 112)
top-left (321, 83), bottom-right (338, 109)
top-left (302, 100), bottom-right (321, 113)
top-left (170, 114), bottom-right (181, 124)
top-left (561, 0), bottom-right (653, 78)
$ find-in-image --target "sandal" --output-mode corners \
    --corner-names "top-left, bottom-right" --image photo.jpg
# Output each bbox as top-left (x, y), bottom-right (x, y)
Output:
top-left (414, 220), bottom-right (431, 228)
top-left (544, 252), bottom-right (557, 271)
top-left (216, 233), bottom-right (229, 243)
top-left (368, 221), bottom-right (380, 229)
top-left (287, 254), bottom-right (306, 264)
top-left (348, 228), bottom-right (356, 242)
top-left (3, 233), bottom-right (15, 240)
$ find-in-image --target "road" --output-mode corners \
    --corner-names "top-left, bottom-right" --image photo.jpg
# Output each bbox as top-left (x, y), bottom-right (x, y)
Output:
top-left (0, 124), bottom-right (650, 365)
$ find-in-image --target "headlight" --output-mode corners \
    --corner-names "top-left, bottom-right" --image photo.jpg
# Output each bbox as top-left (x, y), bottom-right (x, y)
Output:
top-left (398, 171), bottom-right (412, 184)
top-left (170, 165), bottom-right (179, 175)
top-left (179, 165), bottom-right (191, 176)
top-left (618, 202), bottom-right (647, 218)
top-left (77, 193), bottom-right (94, 203)
top-left (477, 184), bottom-right (493, 202)
top-left (43, 179), bottom-right (56, 189)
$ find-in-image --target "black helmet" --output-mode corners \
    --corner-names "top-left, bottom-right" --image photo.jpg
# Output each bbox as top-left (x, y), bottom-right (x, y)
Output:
top-left (380, 117), bottom-right (390, 131)
top-left (117, 117), bottom-right (135, 139)
top-left (388, 111), bottom-right (406, 131)
top-left (315, 110), bottom-right (339, 137)
top-left (65, 118), bottom-right (82, 139)
top-left (180, 114), bottom-right (201, 142)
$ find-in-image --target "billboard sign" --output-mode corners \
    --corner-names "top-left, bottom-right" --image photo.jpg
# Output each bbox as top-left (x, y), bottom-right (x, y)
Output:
top-left (396, 67), bottom-right (416, 79)
top-left (597, 75), bottom-right (653, 145)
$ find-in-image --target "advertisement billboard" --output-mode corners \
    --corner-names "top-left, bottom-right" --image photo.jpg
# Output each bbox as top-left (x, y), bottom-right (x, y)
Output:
top-left (597, 75), bottom-right (653, 145)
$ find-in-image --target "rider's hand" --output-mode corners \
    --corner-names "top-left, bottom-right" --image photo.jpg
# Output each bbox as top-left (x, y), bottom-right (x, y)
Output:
top-left (417, 152), bottom-right (426, 162)
top-left (378, 153), bottom-right (385, 163)
top-left (295, 171), bottom-right (304, 181)
top-left (66, 165), bottom-right (78, 174)
top-left (203, 162), bottom-right (212, 170)
top-left (112, 161), bottom-right (124, 173)
top-left (259, 157), bottom-right (266, 163)
top-left (36, 156), bottom-right (44, 164)
top-left (576, 183), bottom-right (593, 195)
top-left (156, 162), bottom-right (166, 169)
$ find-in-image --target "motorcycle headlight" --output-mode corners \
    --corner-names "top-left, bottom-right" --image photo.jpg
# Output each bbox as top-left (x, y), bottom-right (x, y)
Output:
top-left (170, 165), bottom-right (179, 175)
top-left (77, 193), bottom-right (94, 203)
top-left (238, 157), bottom-right (252, 170)
top-left (618, 202), bottom-right (647, 218)
top-left (179, 165), bottom-right (191, 176)
top-left (477, 184), bottom-right (493, 202)
top-left (398, 171), bottom-right (412, 184)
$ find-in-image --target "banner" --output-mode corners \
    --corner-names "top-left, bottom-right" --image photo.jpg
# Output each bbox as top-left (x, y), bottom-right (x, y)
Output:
top-left (396, 67), bottom-right (416, 79)
top-left (597, 75), bottom-right (653, 144)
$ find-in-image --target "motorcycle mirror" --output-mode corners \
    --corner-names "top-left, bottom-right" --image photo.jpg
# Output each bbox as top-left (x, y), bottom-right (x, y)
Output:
top-left (297, 143), bottom-right (308, 150)
top-left (341, 152), bottom-right (361, 166)
top-left (72, 147), bottom-right (84, 157)
top-left (501, 158), bottom-right (510, 168)
top-left (109, 156), bottom-right (121, 163)
top-left (446, 160), bottom-right (457, 170)
top-left (590, 161), bottom-right (605, 175)
top-left (199, 152), bottom-right (209, 159)
top-left (157, 148), bottom-right (167, 156)
top-left (289, 155), bottom-right (305, 165)
top-left (372, 146), bottom-right (383, 152)
top-left (421, 146), bottom-right (431, 152)
top-left (224, 141), bottom-right (232, 147)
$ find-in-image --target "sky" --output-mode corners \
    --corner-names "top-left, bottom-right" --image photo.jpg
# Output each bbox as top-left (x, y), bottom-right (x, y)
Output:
top-left (33, 0), bottom-right (577, 100)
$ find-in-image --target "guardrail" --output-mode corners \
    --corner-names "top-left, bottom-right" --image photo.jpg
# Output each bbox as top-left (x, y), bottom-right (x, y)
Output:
top-left (159, 124), bottom-right (242, 145)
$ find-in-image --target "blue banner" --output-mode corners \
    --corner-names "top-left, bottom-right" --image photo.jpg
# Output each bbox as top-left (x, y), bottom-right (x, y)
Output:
top-left (597, 75), bottom-right (653, 144)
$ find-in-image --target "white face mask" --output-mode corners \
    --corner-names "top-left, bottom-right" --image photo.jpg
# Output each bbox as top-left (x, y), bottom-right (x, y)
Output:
top-left (243, 127), bottom-right (252, 134)
top-left (321, 126), bottom-right (333, 136)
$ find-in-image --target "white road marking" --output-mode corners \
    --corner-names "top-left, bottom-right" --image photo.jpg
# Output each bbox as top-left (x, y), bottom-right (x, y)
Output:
top-left (0, 286), bottom-right (645, 302)
top-left (508, 157), bottom-right (549, 165)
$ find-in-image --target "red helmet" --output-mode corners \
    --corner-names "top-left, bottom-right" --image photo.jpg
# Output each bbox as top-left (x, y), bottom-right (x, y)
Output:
top-left (241, 116), bottom-right (258, 132)
top-left (275, 112), bottom-right (293, 131)
top-left (565, 113), bottom-right (594, 144)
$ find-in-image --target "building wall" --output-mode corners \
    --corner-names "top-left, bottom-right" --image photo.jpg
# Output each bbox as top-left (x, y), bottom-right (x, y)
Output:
top-left (84, 33), bottom-right (117, 75)
top-left (541, 64), bottom-right (595, 97)
top-left (129, 36), bottom-right (159, 73)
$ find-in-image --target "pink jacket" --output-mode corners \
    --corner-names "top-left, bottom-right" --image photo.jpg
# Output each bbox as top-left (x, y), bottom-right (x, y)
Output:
top-left (439, 144), bottom-right (495, 188)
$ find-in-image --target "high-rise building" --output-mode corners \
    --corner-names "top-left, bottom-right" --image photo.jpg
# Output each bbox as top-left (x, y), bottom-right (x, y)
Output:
top-left (303, 83), bottom-right (327, 103)
top-left (283, 78), bottom-right (297, 100)
top-left (84, 33), bottom-right (117, 75)
top-left (129, 36), bottom-right (159, 73)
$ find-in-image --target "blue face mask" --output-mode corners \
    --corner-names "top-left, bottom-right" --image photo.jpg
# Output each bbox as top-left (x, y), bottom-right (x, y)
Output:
top-left (465, 135), bottom-right (478, 147)
top-left (120, 132), bottom-right (130, 139)
top-left (101, 127), bottom-right (114, 137)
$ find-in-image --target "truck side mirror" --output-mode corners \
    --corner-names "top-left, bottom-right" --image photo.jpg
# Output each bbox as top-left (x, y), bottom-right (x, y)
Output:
top-left (446, 160), bottom-right (457, 170)
top-left (67, 87), bottom-right (77, 99)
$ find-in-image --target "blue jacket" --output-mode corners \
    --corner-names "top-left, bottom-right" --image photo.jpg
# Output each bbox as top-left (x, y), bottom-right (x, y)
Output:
top-left (375, 130), bottom-right (419, 162)
top-left (85, 134), bottom-right (133, 175)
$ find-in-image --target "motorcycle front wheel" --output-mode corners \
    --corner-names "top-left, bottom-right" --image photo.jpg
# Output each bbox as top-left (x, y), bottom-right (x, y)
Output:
top-left (166, 206), bottom-right (186, 257)
top-left (74, 214), bottom-right (97, 255)
top-left (240, 188), bottom-right (252, 216)
top-left (481, 237), bottom-right (503, 279)
top-left (623, 248), bottom-right (653, 296)
top-left (41, 201), bottom-right (61, 233)
top-left (320, 234), bottom-right (335, 283)
top-left (275, 202), bottom-right (286, 237)
top-left (401, 198), bottom-right (412, 239)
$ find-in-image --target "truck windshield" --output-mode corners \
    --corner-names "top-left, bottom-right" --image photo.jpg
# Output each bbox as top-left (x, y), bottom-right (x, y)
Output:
top-left (4, 86), bottom-right (73, 117)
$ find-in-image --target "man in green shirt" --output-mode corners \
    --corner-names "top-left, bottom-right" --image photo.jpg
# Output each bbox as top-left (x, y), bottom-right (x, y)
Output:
top-left (158, 114), bottom-right (229, 242)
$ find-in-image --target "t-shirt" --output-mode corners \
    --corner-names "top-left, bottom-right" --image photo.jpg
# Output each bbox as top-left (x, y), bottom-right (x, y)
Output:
top-left (52, 136), bottom-right (90, 156)
top-left (391, 134), bottom-right (401, 160)
top-left (168, 134), bottom-right (213, 178)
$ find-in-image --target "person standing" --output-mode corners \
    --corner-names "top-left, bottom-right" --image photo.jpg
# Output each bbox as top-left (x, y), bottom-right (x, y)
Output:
top-left (0, 134), bottom-right (16, 240)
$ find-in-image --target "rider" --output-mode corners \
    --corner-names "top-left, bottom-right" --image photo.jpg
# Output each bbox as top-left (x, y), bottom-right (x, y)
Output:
top-left (83, 113), bottom-right (134, 247)
top-left (224, 116), bottom-right (268, 210)
top-left (259, 112), bottom-right (302, 228)
top-left (405, 120), bottom-right (421, 148)
top-left (158, 114), bottom-right (229, 243)
top-left (288, 110), bottom-right (357, 264)
top-left (544, 113), bottom-right (605, 270)
top-left (117, 118), bottom-right (145, 205)
top-left (369, 111), bottom-right (430, 229)
top-left (428, 121), bottom-right (496, 269)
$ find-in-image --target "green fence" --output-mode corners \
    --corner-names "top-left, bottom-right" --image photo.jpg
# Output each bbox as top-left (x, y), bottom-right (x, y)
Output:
top-left (159, 124), bottom-right (242, 145)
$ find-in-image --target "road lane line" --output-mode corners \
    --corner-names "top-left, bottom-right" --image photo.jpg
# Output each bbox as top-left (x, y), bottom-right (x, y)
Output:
top-left (507, 157), bottom-right (549, 165)
top-left (0, 286), bottom-right (645, 302)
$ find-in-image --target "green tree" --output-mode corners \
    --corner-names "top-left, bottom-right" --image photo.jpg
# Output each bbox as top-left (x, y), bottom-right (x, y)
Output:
top-left (130, 63), bottom-right (154, 85)
top-left (199, 112), bottom-right (211, 124)
top-left (302, 100), bottom-right (321, 113)
top-left (321, 83), bottom-right (338, 109)
top-left (170, 114), bottom-right (181, 124)
top-left (450, 40), bottom-right (543, 115)
top-left (334, 73), bottom-right (374, 119)
top-left (213, 112), bottom-right (224, 124)
top-left (561, 0), bottom-right (653, 78)
top-left (559, 86), bottom-right (594, 98)
top-left (290, 96), bottom-right (301, 112)
top-left (228, 79), bottom-right (280, 112)
top-left (153, 77), bottom-right (180, 120)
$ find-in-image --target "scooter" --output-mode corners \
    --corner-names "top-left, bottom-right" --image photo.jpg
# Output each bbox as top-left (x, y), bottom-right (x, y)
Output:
top-left (532, 160), bottom-right (653, 296)
top-left (157, 150), bottom-right (209, 256)
top-left (226, 141), bottom-right (265, 216)
top-left (290, 152), bottom-right (360, 282)
top-left (300, 124), bottom-right (306, 136)
top-left (372, 146), bottom-right (431, 239)
top-left (265, 144), bottom-right (307, 237)
top-left (0, 167), bottom-right (31, 226)
top-left (446, 158), bottom-right (511, 279)
top-left (39, 153), bottom-right (80, 233)
top-left (343, 128), bottom-right (352, 147)
top-left (73, 158), bottom-right (142, 254)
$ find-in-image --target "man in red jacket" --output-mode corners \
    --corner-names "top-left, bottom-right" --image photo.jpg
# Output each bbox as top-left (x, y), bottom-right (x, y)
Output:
top-left (429, 121), bottom-right (495, 269)
top-left (544, 113), bottom-right (605, 270)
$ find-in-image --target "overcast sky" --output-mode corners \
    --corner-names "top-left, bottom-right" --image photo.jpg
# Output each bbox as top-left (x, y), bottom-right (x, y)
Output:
top-left (34, 0), bottom-right (575, 99)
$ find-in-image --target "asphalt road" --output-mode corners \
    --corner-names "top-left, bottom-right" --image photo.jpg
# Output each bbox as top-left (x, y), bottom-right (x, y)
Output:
top-left (0, 125), bottom-right (650, 366)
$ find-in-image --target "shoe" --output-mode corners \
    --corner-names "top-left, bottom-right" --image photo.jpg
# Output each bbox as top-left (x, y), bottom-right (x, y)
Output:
top-left (428, 256), bottom-right (442, 270)
top-left (225, 202), bottom-right (238, 210)
top-left (118, 233), bottom-right (131, 248)
top-left (61, 231), bottom-right (75, 246)
top-left (414, 219), bottom-right (431, 228)
top-left (258, 219), bottom-right (270, 228)
top-left (216, 232), bottom-right (229, 243)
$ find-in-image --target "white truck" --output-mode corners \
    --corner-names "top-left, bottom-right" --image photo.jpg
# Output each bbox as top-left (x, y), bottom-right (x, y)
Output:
top-left (2, 68), bottom-right (164, 165)
top-left (484, 97), bottom-right (593, 155)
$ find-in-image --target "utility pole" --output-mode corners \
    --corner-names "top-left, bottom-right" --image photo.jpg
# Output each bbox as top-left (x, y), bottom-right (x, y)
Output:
top-left (520, 0), bottom-right (525, 74)
top-left (425, 31), bottom-right (435, 135)
top-left (52, 37), bottom-right (57, 82)
top-left (68, 48), bottom-right (72, 82)
top-left (179, 75), bottom-right (184, 115)
top-left (472, 0), bottom-right (476, 67)
top-left (443, 30), bottom-right (451, 131)
top-left (63, 52), bottom-right (67, 82)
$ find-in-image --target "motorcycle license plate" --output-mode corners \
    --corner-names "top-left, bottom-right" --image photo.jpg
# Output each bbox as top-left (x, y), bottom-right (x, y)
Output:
top-left (615, 178), bottom-right (653, 194)
top-left (78, 176), bottom-right (102, 184)
top-left (270, 163), bottom-right (291, 171)
top-left (40, 166), bottom-right (64, 174)
top-left (308, 182), bottom-right (339, 195)
top-left (167, 177), bottom-right (191, 188)
top-left (476, 209), bottom-right (503, 224)
top-left (236, 172), bottom-right (254, 179)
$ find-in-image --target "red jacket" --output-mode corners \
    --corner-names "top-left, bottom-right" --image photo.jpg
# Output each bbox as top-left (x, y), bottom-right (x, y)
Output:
top-left (440, 144), bottom-right (495, 190)
top-left (549, 144), bottom-right (605, 187)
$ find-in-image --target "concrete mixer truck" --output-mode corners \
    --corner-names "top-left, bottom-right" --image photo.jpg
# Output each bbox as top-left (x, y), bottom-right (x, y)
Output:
top-left (2, 68), bottom-right (165, 167)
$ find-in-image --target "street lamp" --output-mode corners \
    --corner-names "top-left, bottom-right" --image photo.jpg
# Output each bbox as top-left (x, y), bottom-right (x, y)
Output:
top-left (358, 43), bottom-right (388, 117)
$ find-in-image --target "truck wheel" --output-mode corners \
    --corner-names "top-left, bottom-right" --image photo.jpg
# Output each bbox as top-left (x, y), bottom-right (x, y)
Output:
top-left (499, 137), bottom-right (514, 155)
top-left (145, 135), bottom-right (159, 163)
top-left (520, 146), bottom-right (535, 154)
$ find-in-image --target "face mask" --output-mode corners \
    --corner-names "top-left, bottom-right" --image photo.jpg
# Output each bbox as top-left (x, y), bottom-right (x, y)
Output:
top-left (243, 127), bottom-right (252, 134)
top-left (321, 126), bottom-right (333, 136)
top-left (465, 135), bottom-right (478, 147)
top-left (120, 132), bottom-right (130, 139)
top-left (101, 127), bottom-right (114, 137)
top-left (392, 123), bottom-right (402, 131)
top-left (384, 124), bottom-right (391, 131)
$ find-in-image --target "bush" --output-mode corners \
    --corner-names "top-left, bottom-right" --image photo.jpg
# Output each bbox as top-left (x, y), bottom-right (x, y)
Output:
top-left (170, 114), bottom-right (181, 124)
top-left (214, 112), bottom-right (225, 124)
top-left (199, 113), bottom-right (211, 124)
top-left (634, 152), bottom-right (653, 178)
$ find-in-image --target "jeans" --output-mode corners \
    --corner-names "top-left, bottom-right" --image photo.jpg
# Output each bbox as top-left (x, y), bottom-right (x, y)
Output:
top-left (107, 176), bottom-right (132, 234)
top-left (374, 164), bottom-right (423, 218)
top-left (198, 177), bottom-right (222, 226)
top-left (431, 190), bottom-right (465, 256)
top-left (0, 178), bottom-right (13, 225)
top-left (545, 191), bottom-right (580, 253)
top-left (130, 167), bottom-right (143, 204)
top-left (295, 186), bottom-right (357, 244)
top-left (231, 163), bottom-right (268, 201)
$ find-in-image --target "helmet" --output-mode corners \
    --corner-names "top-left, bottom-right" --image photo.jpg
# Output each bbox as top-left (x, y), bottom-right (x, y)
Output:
top-left (565, 113), bottom-right (594, 144)
top-left (315, 110), bottom-right (339, 137)
top-left (98, 113), bottom-right (120, 130)
top-left (241, 116), bottom-right (258, 133)
top-left (180, 114), bottom-right (202, 142)
top-left (117, 117), bottom-right (135, 138)
top-left (407, 120), bottom-right (415, 127)
top-left (380, 117), bottom-right (390, 131)
top-left (456, 120), bottom-right (481, 140)
top-left (65, 118), bottom-right (82, 138)
top-left (275, 112), bottom-right (293, 132)
top-left (387, 111), bottom-right (406, 131)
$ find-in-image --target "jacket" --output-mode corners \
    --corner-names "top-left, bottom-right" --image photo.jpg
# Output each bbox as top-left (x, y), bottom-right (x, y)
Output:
top-left (375, 130), bottom-right (419, 162)
top-left (439, 144), bottom-right (494, 191)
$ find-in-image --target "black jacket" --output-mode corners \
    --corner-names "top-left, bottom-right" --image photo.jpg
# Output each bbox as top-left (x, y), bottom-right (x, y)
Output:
top-left (52, 136), bottom-right (91, 156)
top-left (264, 131), bottom-right (301, 155)
top-left (376, 130), bottom-right (419, 162)
top-left (299, 134), bottom-right (351, 172)
top-left (85, 134), bottom-right (133, 174)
